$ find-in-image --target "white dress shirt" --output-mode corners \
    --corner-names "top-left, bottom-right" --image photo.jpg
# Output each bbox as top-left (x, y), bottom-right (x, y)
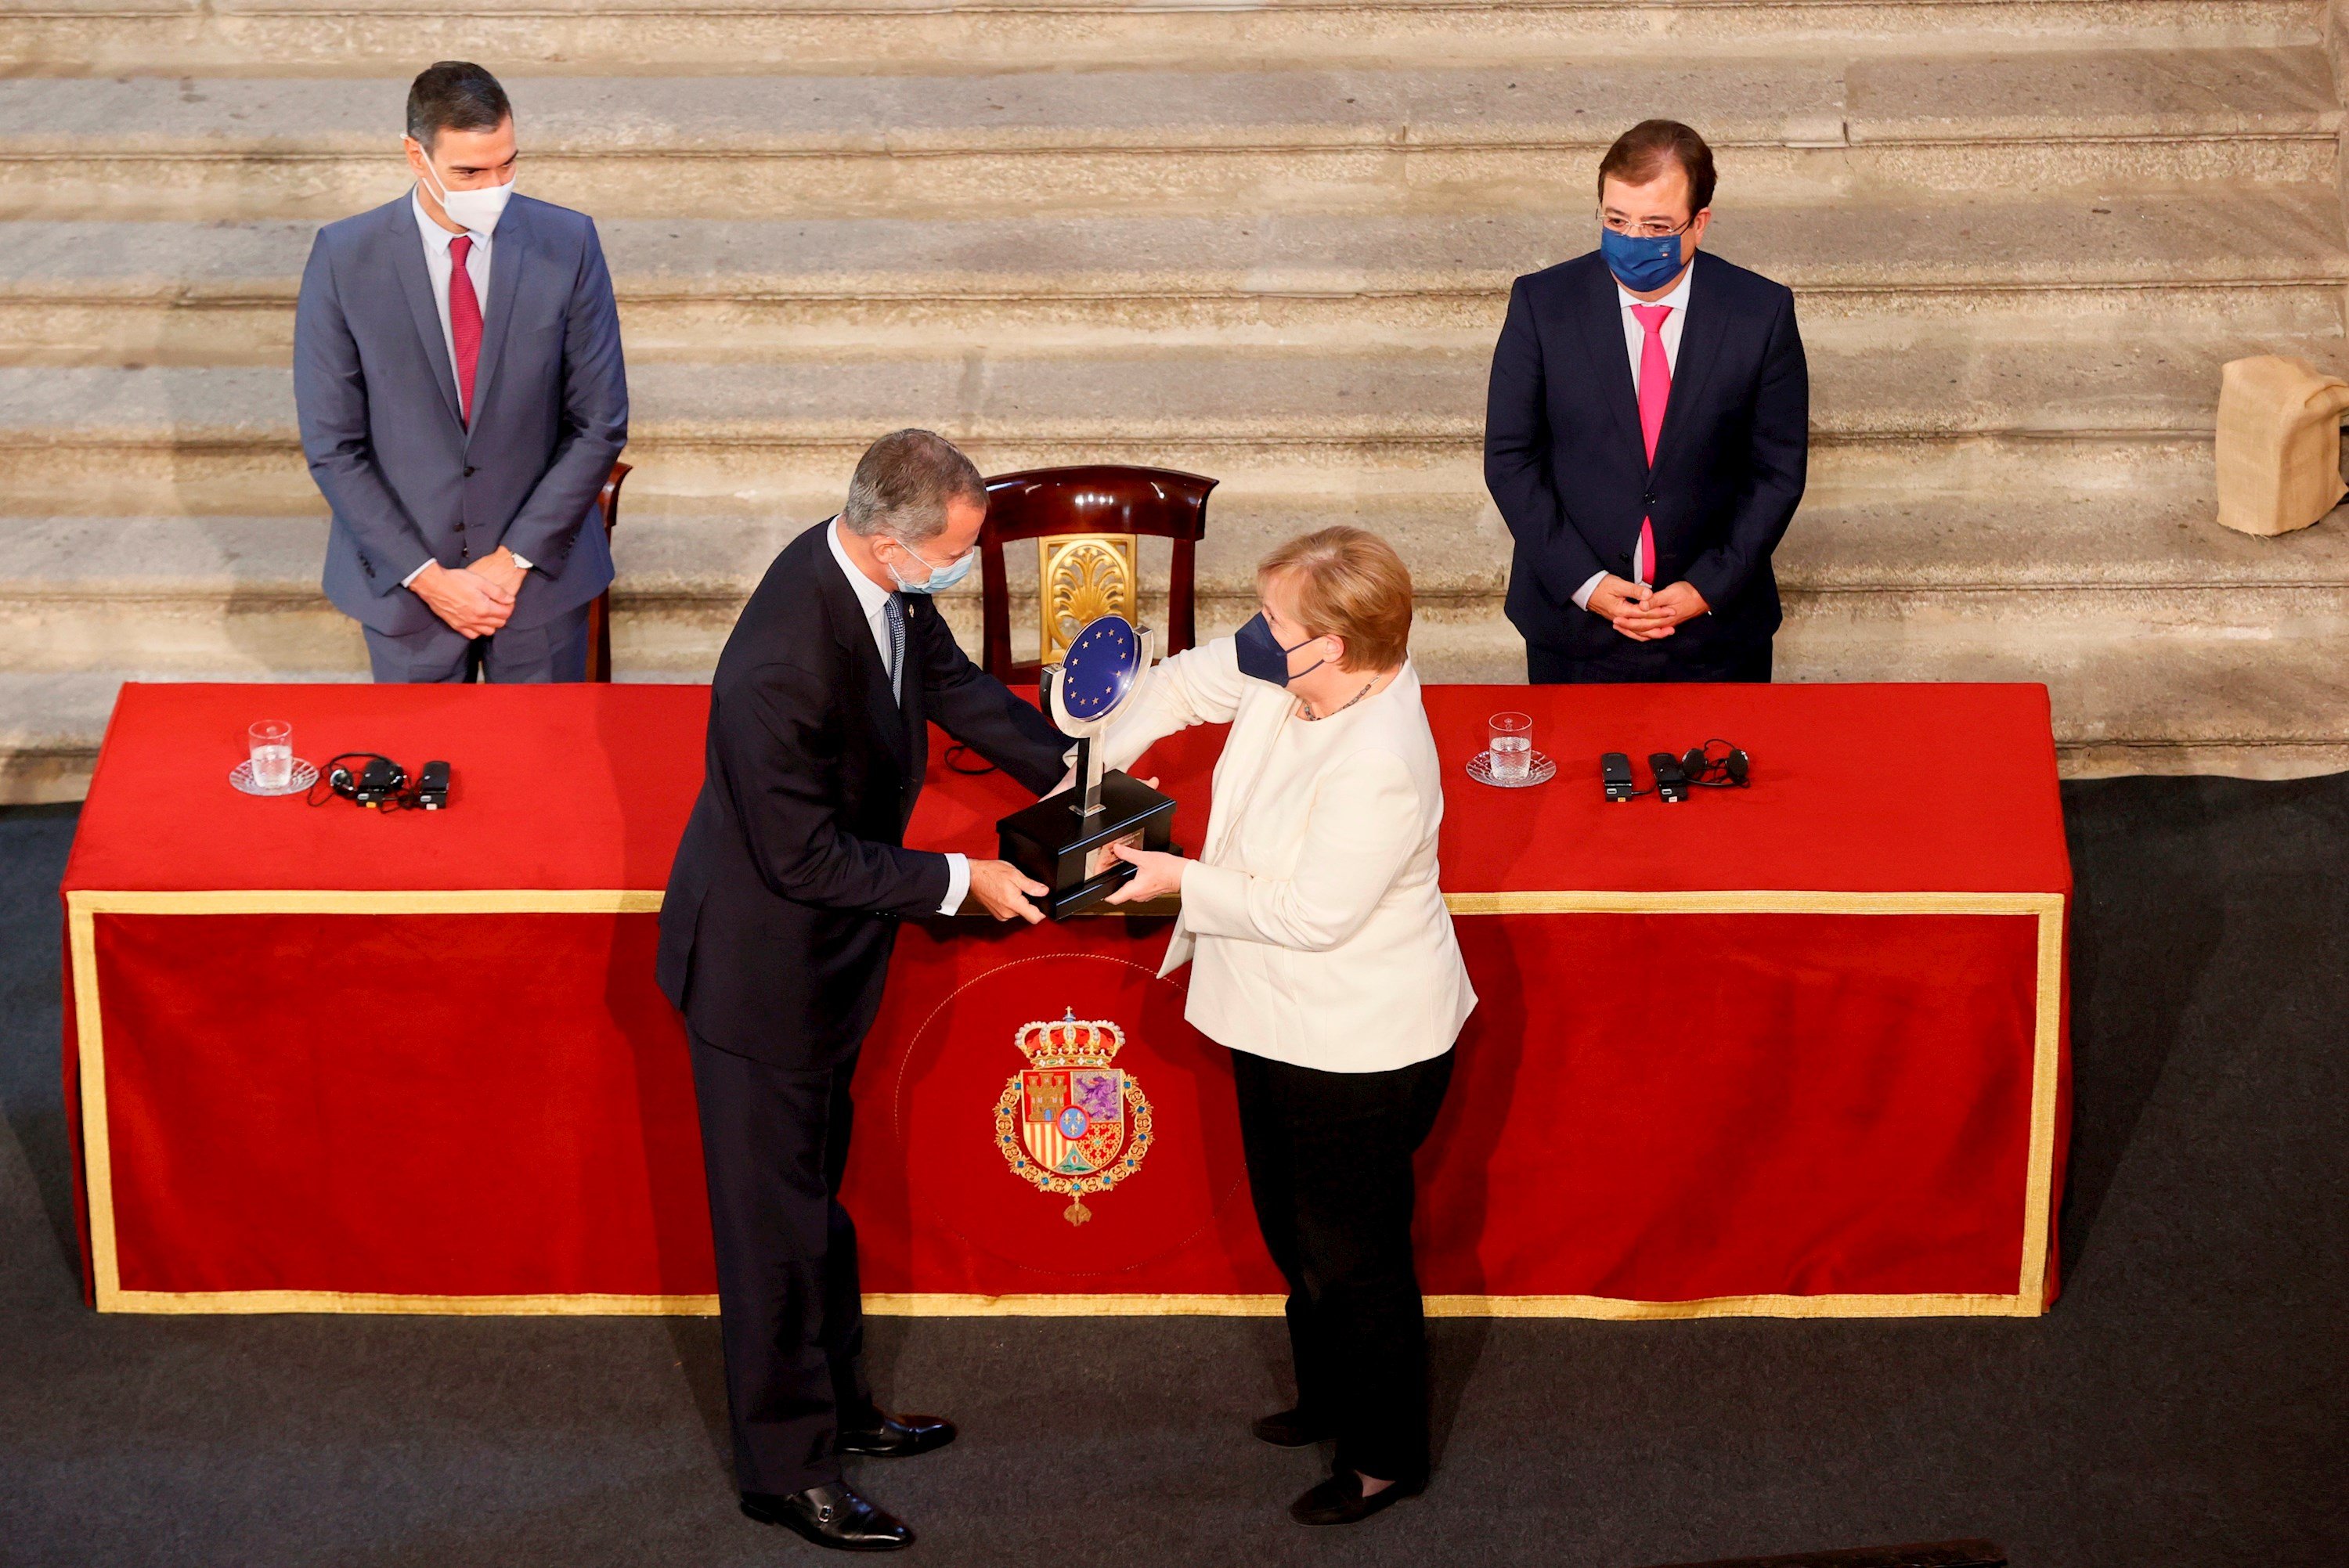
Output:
top-left (1572, 265), bottom-right (1694, 611)
top-left (400, 191), bottom-right (529, 587)
top-left (826, 518), bottom-right (969, 917)
top-left (1101, 639), bottom-right (1476, 1073)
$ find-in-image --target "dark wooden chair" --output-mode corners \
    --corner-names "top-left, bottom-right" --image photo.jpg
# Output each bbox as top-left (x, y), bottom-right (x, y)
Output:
top-left (583, 459), bottom-right (632, 683)
top-left (977, 463), bottom-right (1218, 685)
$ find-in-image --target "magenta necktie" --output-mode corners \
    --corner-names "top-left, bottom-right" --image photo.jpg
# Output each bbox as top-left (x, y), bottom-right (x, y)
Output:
top-left (448, 233), bottom-right (483, 425)
top-left (1630, 301), bottom-right (1673, 586)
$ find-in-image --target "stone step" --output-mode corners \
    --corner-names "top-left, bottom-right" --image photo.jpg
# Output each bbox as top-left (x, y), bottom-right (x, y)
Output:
top-left (0, 331), bottom-right (2331, 513)
top-left (0, 0), bottom-right (2319, 77)
top-left (5, 490), bottom-right (2341, 669)
top-left (5, 608), bottom-right (2340, 806)
top-left (1406, 617), bottom-right (2349, 777)
top-left (5, 186), bottom-right (2342, 366)
top-left (7, 492), bottom-right (2332, 604)
top-left (0, 668), bottom-right (366, 804)
top-left (0, 50), bottom-right (2333, 221)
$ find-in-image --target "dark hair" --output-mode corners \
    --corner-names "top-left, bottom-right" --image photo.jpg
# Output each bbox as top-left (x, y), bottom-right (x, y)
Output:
top-left (1597, 119), bottom-right (1716, 214)
top-left (840, 429), bottom-right (987, 543)
top-left (406, 61), bottom-right (511, 150)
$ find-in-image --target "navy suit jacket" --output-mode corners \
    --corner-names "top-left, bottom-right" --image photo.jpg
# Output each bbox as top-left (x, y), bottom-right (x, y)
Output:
top-left (1484, 248), bottom-right (1807, 659)
top-left (656, 521), bottom-right (1070, 1069)
top-left (294, 192), bottom-right (628, 635)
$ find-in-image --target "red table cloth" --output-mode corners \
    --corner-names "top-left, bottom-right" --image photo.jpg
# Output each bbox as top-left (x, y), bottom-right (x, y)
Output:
top-left (60, 680), bottom-right (2069, 1319)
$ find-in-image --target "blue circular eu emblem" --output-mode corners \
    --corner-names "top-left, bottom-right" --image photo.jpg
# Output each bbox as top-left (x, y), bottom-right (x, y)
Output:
top-left (1058, 1105), bottom-right (1091, 1139)
top-left (1059, 616), bottom-right (1141, 721)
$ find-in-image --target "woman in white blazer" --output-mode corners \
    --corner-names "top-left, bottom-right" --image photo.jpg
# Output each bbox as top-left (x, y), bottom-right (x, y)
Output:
top-left (1102, 525), bottom-right (1475, 1527)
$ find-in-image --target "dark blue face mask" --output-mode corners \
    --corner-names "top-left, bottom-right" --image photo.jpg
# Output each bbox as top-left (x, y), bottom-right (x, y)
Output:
top-left (1234, 612), bottom-right (1325, 687)
top-left (1600, 225), bottom-right (1683, 294)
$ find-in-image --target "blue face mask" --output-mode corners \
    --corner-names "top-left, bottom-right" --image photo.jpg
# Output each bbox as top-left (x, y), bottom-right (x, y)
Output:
top-left (885, 538), bottom-right (976, 596)
top-left (1234, 612), bottom-right (1325, 687)
top-left (1600, 225), bottom-right (1684, 294)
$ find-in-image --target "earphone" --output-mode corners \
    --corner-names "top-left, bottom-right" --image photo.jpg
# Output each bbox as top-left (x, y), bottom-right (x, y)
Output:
top-left (1678, 739), bottom-right (1751, 788)
top-left (311, 753), bottom-right (449, 810)
top-left (316, 753), bottom-right (405, 806)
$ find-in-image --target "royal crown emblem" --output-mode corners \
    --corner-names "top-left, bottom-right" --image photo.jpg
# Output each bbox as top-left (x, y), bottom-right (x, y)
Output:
top-left (995, 1007), bottom-right (1154, 1226)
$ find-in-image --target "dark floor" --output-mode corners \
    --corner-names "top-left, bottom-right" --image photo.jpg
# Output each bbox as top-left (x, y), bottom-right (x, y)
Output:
top-left (1, 776), bottom-right (2344, 1568)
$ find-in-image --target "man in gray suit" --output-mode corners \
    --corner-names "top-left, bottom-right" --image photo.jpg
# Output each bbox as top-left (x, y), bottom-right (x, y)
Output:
top-left (294, 60), bottom-right (628, 683)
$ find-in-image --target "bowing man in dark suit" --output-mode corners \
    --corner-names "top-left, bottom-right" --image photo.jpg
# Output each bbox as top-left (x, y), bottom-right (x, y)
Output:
top-left (294, 61), bottom-right (627, 683)
top-left (1485, 118), bottom-right (1808, 683)
top-left (657, 429), bottom-right (1066, 1552)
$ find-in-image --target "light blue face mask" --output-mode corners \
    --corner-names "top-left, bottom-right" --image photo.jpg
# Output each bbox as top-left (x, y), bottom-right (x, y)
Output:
top-left (884, 537), bottom-right (976, 595)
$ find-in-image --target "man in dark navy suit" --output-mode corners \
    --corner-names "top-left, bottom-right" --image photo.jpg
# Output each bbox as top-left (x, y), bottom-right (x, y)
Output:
top-left (658, 430), bottom-right (1066, 1552)
top-left (1485, 119), bottom-right (1808, 683)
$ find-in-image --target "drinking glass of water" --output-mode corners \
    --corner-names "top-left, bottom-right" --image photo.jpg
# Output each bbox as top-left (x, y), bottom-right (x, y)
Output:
top-left (1488, 711), bottom-right (1533, 780)
top-left (248, 719), bottom-right (294, 791)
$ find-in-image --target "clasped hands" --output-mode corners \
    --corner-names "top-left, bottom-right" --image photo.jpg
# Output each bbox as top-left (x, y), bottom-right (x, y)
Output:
top-left (409, 548), bottom-right (529, 638)
top-left (966, 773), bottom-right (1174, 924)
top-left (1589, 575), bottom-right (1708, 641)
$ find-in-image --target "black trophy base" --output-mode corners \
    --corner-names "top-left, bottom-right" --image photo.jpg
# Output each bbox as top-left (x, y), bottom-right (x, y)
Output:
top-left (997, 770), bottom-right (1178, 919)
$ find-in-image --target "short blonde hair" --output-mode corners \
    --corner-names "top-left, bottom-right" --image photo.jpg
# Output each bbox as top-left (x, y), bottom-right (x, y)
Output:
top-left (1256, 525), bottom-right (1413, 673)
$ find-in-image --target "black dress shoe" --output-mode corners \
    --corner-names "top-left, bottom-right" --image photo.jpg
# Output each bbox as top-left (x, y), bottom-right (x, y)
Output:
top-left (741, 1483), bottom-right (914, 1552)
top-left (1289, 1470), bottom-right (1424, 1527)
top-left (836, 1411), bottom-right (956, 1458)
top-left (1250, 1408), bottom-right (1334, 1447)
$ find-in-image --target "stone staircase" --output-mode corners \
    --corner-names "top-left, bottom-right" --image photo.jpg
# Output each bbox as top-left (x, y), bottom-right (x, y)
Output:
top-left (2, 0), bottom-right (2346, 798)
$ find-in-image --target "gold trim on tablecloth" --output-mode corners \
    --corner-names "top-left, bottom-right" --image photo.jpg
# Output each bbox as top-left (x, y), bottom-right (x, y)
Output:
top-left (2019, 903), bottom-right (2066, 1308)
top-left (111, 1289), bottom-right (722, 1316)
top-left (67, 900), bottom-right (121, 1309)
top-left (65, 887), bottom-right (2066, 1318)
top-left (865, 1292), bottom-right (2030, 1320)
top-left (94, 1289), bottom-right (2030, 1320)
top-left (67, 889), bottom-right (665, 917)
top-left (1444, 890), bottom-right (2060, 917)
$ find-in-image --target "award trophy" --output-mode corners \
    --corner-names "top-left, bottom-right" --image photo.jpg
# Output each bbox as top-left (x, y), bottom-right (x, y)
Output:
top-left (996, 615), bottom-right (1179, 919)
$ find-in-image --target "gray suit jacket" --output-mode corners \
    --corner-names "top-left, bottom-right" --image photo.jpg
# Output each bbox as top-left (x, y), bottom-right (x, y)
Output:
top-left (294, 192), bottom-right (629, 636)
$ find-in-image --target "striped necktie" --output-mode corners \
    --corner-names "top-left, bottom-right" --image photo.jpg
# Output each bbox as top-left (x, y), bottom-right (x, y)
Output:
top-left (884, 593), bottom-right (905, 703)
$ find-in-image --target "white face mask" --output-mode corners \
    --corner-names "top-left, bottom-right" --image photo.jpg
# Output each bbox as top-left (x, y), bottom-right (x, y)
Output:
top-left (419, 148), bottom-right (514, 236)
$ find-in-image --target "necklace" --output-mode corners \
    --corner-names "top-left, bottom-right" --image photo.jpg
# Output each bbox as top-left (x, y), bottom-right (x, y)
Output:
top-left (1301, 678), bottom-right (1378, 722)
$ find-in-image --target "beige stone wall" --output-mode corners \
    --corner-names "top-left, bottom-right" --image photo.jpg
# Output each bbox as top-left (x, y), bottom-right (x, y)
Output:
top-left (0, 3), bottom-right (2344, 798)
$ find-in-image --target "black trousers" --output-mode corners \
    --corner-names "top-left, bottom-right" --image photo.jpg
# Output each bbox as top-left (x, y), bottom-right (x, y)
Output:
top-left (1525, 635), bottom-right (1770, 685)
top-left (1231, 1047), bottom-right (1455, 1483)
top-left (687, 1029), bottom-right (876, 1498)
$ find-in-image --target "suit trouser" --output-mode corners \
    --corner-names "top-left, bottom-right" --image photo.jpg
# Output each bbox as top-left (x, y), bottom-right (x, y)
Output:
top-left (1231, 1047), bottom-right (1454, 1483)
top-left (362, 600), bottom-right (591, 683)
top-left (1525, 635), bottom-right (1770, 685)
top-left (687, 1029), bottom-right (875, 1498)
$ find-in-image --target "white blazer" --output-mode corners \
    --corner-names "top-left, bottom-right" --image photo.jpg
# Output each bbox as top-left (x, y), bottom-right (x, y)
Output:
top-left (1101, 637), bottom-right (1476, 1074)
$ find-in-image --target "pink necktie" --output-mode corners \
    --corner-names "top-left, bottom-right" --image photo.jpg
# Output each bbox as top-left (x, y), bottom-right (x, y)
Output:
top-left (1629, 302), bottom-right (1672, 586)
top-left (448, 233), bottom-right (483, 425)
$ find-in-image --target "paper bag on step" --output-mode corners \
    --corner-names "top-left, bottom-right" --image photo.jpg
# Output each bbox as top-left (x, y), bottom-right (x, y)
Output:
top-left (2215, 355), bottom-right (2349, 536)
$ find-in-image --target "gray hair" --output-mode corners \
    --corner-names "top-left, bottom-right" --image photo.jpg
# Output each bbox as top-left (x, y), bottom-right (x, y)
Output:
top-left (839, 429), bottom-right (987, 544)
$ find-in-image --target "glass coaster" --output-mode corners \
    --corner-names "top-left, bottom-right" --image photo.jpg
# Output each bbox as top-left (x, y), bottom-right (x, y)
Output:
top-left (229, 758), bottom-right (319, 798)
top-left (1466, 749), bottom-right (1557, 788)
